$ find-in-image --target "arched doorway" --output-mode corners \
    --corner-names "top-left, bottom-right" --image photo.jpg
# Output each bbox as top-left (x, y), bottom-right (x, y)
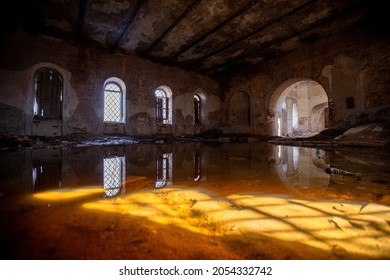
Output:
top-left (270, 79), bottom-right (328, 137)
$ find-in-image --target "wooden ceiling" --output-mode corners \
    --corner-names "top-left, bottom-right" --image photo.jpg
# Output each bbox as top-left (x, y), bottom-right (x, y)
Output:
top-left (3, 0), bottom-right (387, 77)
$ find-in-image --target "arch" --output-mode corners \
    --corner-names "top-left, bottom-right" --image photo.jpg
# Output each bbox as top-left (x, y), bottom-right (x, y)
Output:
top-left (155, 85), bottom-right (172, 125)
top-left (103, 77), bottom-right (126, 123)
top-left (26, 62), bottom-right (71, 136)
top-left (269, 79), bottom-right (328, 137)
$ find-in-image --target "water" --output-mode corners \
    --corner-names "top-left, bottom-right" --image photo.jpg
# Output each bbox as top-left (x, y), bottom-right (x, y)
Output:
top-left (1, 141), bottom-right (390, 259)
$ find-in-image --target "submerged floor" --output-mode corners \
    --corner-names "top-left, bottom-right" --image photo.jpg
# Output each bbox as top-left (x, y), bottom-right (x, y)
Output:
top-left (0, 141), bottom-right (390, 259)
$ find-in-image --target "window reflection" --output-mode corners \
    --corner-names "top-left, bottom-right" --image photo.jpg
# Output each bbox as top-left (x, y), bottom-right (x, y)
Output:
top-left (103, 157), bottom-right (125, 197)
top-left (155, 153), bottom-right (172, 188)
top-left (194, 150), bottom-right (202, 181)
top-left (32, 163), bottom-right (62, 191)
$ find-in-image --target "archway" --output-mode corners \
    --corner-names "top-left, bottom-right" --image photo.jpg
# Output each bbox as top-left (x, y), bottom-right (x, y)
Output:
top-left (270, 79), bottom-right (328, 137)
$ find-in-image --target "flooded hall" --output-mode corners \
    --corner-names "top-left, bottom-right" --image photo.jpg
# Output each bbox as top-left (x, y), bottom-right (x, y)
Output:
top-left (1, 0), bottom-right (390, 260)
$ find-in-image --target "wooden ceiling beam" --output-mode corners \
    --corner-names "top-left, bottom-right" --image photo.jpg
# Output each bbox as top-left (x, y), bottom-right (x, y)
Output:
top-left (164, 0), bottom-right (260, 64)
top-left (141, 0), bottom-right (202, 57)
top-left (204, 1), bottom-right (366, 76)
top-left (184, 0), bottom-right (317, 70)
top-left (110, 0), bottom-right (144, 53)
top-left (75, 0), bottom-right (88, 43)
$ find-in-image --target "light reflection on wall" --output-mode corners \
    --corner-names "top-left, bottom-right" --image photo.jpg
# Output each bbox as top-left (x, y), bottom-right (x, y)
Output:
top-left (155, 153), bottom-right (172, 188)
top-left (103, 156), bottom-right (125, 197)
top-left (274, 145), bottom-right (330, 193)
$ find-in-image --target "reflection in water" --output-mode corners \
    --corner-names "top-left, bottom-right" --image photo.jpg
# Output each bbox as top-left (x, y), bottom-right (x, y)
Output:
top-left (274, 145), bottom-right (330, 194)
top-left (193, 150), bottom-right (202, 182)
top-left (103, 157), bottom-right (125, 197)
top-left (1, 141), bottom-right (390, 260)
top-left (83, 186), bottom-right (390, 259)
top-left (32, 159), bottom-right (62, 191)
top-left (155, 153), bottom-right (172, 188)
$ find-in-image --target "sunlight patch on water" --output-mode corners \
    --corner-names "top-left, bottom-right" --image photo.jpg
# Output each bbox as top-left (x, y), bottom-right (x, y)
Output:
top-left (82, 186), bottom-right (390, 259)
top-left (34, 186), bottom-right (104, 201)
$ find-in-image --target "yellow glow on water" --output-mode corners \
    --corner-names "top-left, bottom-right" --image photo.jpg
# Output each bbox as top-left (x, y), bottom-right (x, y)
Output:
top-left (34, 186), bottom-right (103, 201)
top-left (82, 186), bottom-right (390, 259)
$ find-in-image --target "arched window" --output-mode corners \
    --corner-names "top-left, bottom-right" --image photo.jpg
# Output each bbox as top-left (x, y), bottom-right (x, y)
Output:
top-left (155, 86), bottom-right (172, 124)
top-left (194, 94), bottom-right (201, 124)
top-left (104, 80), bottom-right (125, 123)
top-left (155, 89), bottom-right (167, 122)
top-left (34, 69), bottom-right (63, 120)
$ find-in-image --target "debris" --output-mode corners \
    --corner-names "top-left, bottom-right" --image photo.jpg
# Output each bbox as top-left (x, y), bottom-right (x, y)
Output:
top-left (325, 167), bottom-right (354, 176)
top-left (325, 167), bottom-right (362, 181)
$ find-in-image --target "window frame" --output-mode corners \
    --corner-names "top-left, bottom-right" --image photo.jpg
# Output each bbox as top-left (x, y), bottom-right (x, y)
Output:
top-left (194, 94), bottom-right (201, 124)
top-left (103, 81), bottom-right (125, 123)
top-left (155, 86), bottom-right (172, 125)
top-left (33, 68), bottom-right (63, 120)
top-left (155, 89), bottom-right (168, 122)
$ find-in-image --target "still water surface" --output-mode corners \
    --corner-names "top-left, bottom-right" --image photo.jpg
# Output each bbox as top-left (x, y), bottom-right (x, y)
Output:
top-left (1, 141), bottom-right (389, 259)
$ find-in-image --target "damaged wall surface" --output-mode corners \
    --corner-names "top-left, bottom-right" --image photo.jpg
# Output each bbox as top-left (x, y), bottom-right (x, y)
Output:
top-left (0, 32), bottom-right (220, 137)
top-left (224, 28), bottom-right (390, 135)
top-left (0, 0), bottom-right (389, 139)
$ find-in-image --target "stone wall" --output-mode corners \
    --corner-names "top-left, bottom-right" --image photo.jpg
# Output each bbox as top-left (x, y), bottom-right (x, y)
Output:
top-left (223, 28), bottom-right (390, 135)
top-left (0, 31), bottom-right (220, 137)
top-left (1, 27), bottom-right (389, 138)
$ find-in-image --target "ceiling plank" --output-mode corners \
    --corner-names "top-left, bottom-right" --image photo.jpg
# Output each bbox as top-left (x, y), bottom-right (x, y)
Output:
top-left (75, 0), bottom-right (88, 43)
top-left (204, 1), bottom-right (367, 76)
top-left (184, 0), bottom-right (317, 70)
top-left (110, 0), bottom-right (144, 53)
top-left (141, 0), bottom-right (203, 57)
top-left (164, 0), bottom-right (259, 64)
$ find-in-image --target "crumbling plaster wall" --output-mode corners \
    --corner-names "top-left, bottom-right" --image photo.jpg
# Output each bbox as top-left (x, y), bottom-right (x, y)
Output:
top-left (224, 29), bottom-right (390, 135)
top-left (0, 31), bottom-right (220, 137)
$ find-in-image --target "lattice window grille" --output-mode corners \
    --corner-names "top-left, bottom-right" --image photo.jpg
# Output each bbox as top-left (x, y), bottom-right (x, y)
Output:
top-left (104, 82), bottom-right (123, 122)
top-left (155, 89), bottom-right (168, 123)
top-left (103, 157), bottom-right (123, 197)
top-left (34, 69), bottom-right (63, 120)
